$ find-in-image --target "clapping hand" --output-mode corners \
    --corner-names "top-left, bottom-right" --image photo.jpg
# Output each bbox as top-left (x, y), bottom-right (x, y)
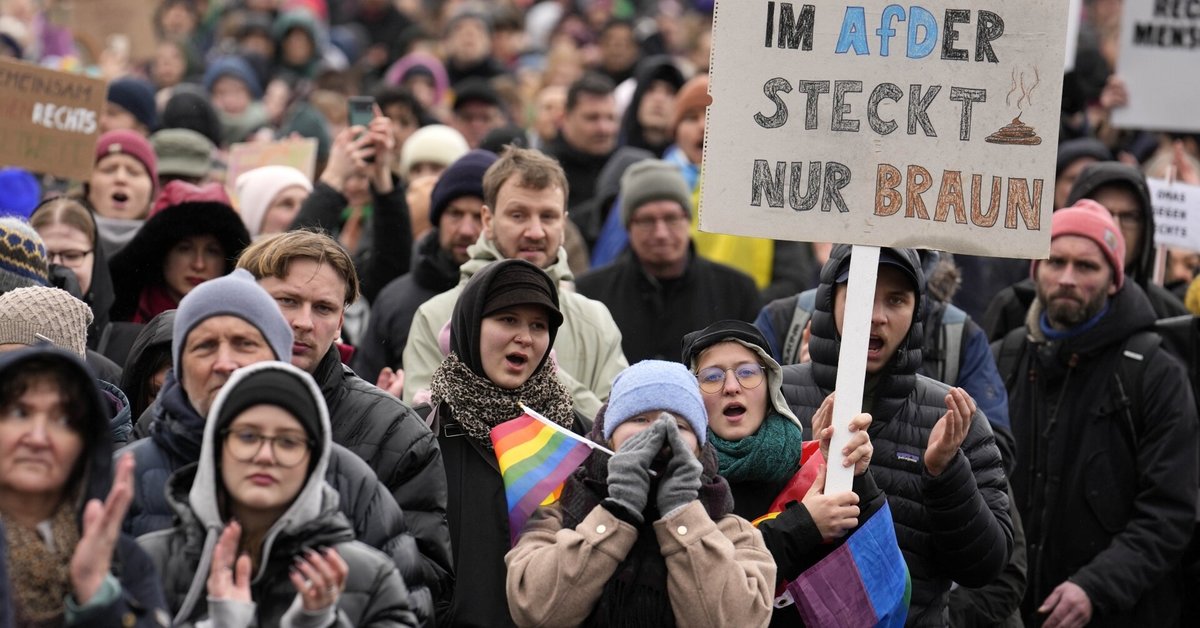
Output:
top-left (925, 387), bottom-right (975, 476)
top-left (70, 453), bottom-right (136, 604)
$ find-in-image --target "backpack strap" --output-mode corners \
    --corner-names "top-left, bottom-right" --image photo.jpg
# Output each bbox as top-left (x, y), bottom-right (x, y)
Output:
top-left (782, 289), bottom-right (817, 365)
top-left (991, 326), bottom-right (1029, 392)
top-left (1110, 331), bottom-right (1161, 450)
top-left (939, 304), bottom-right (969, 386)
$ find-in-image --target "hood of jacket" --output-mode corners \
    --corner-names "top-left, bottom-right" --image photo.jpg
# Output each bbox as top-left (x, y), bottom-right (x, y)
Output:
top-left (680, 319), bottom-right (802, 430)
top-left (1064, 162), bottom-right (1155, 286)
top-left (459, 233), bottom-right (574, 284)
top-left (809, 245), bottom-right (926, 422)
top-left (98, 378), bottom-right (132, 443)
top-left (120, 309), bottom-right (175, 420)
top-left (0, 348), bottom-right (114, 518)
top-left (618, 56), bottom-right (686, 155)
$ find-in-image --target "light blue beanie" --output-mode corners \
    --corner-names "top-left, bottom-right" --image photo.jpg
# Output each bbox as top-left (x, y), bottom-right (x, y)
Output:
top-left (172, 269), bottom-right (293, 379)
top-left (604, 360), bottom-right (708, 442)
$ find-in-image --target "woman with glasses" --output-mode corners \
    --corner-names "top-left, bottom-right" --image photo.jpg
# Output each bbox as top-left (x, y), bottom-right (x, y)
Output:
top-left (137, 361), bottom-right (417, 627)
top-left (30, 198), bottom-right (115, 348)
top-left (681, 320), bottom-right (884, 627)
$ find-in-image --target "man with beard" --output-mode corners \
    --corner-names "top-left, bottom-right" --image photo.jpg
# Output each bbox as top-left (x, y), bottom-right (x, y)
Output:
top-left (996, 200), bottom-right (1197, 627)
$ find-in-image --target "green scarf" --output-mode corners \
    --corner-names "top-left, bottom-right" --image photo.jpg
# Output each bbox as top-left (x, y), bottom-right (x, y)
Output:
top-left (709, 413), bottom-right (804, 484)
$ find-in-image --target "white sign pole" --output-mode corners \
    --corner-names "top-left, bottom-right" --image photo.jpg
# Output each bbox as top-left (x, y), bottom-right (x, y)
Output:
top-left (825, 245), bottom-right (879, 494)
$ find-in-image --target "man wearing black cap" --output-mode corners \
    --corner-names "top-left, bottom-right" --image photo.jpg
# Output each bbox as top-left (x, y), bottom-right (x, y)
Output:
top-left (452, 78), bottom-right (507, 149)
top-left (354, 149), bottom-right (497, 382)
top-left (780, 245), bottom-right (1013, 626)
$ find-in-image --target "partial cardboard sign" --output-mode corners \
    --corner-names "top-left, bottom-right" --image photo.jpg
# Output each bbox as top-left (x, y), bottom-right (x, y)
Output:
top-left (225, 138), bottom-right (318, 196)
top-left (63, 0), bottom-right (159, 65)
top-left (1148, 178), bottom-right (1200, 252)
top-left (0, 57), bottom-right (107, 180)
top-left (701, 1), bottom-right (1070, 259)
top-left (1111, 1), bottom-right (1200, 132)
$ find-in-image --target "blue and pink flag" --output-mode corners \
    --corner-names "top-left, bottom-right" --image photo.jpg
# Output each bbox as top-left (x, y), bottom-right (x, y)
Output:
top-left (490, 406), bottom-right (597, 544)
top-left (787, 501), bottom-right (911, 627)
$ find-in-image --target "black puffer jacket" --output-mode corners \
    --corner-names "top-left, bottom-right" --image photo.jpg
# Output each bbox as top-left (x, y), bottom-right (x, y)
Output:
top-left (1003, 283), bottom-right (1198, 626)
top-left (137, 362), bottom-right (416, 626)
top-left (312, 347), bottom-right (454, 617)
top-left (118, 374), bottom-right (426, 616)
top-left (780, 245), bottom-right (1013, 627)
top-left (352, 229), bottom-right (461, 378)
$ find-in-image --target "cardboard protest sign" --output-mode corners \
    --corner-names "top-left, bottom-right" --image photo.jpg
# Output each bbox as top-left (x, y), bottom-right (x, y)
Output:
top-left (0, 57), bottom-right (106, 180)
top-left (226, 138), bottom-right (318, 196)
top-left (701, 1), bottom-right (1070, 259)
top-left (1111, 2), bottom-right (1200, 132)
top-left (1148, 178), bottom-right (1200, 252)
top-left (62, 0), bottom-right (159, 65)
top-left (1064, 0), bottom-right (1082, 72)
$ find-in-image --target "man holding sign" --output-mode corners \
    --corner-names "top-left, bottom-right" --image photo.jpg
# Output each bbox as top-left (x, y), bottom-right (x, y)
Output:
top-left (780, 246), bottom-right (1012, 626)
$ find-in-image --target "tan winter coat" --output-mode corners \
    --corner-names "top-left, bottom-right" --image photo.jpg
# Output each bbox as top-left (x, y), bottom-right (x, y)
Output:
top-left (401, 236), bottom-right (628, 417)
top-left (504, 501), bottom-right (775, 628)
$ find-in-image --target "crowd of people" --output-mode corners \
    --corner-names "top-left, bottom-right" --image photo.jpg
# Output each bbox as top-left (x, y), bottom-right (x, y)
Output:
top-left (0, 0), bottom-right (1198, 626)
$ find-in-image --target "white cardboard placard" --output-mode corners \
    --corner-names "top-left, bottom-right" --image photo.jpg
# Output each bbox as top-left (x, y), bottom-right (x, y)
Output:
top-left (701, 0), bottom-right (1069, 259)
top-left (1111, 2), bottom-right (1200, 132)
top-left (1148, 178), bottom-right (1200, 252)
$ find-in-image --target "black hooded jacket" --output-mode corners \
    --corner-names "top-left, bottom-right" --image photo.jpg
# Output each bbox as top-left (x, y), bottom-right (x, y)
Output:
top-left (0, 348), bottom-right (168, 626)
top-left (1002, 282), bottom-right (1197, 626)
top-left (983, 163), bottom-right (1188, 341)
top-left (121, 310), bottom-right (175, 427)
top-left (618, 56), bottom-right (685, 157)
top-left (780, 245), bottom-right (1013, 627)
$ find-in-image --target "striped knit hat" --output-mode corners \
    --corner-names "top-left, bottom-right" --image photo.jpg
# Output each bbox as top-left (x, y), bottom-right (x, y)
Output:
top-left (0, 217), bottom-right (49, 295)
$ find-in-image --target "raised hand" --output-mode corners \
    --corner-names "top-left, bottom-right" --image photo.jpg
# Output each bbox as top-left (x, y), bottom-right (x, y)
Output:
top-left (70, 453), bottom-right (135, 604)
top-left (801, 464), bottom-right (860, 541)
top-left (925, 387), bottom-right (976, 476)
top-left (376, 366), bottom-right (404, 398)
top-left (367, 107), bottom-right (396, 191)
top-left (289, 547), bottom-right (350, 612)
top-left (207, 521), bottom-right (252, 604)
top-left (812, 393), bottom-right (873, 476)
top-left (656, 418), bottom-right (703, 516)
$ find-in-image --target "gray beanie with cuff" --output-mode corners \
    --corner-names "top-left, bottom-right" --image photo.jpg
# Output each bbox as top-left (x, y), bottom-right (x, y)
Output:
top-left (619, 159), bottom-right (692, 228)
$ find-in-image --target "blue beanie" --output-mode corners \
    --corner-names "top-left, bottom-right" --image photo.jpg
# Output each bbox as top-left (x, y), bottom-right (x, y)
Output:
top-left (106, 78), bottom-right (158, 131)
top-left (429, 149), bottom-right (497, 226)
top-left (604, 360), bottom-right (708, 442)
top-left (0, 169), bottom-right (40, 219)
top-left (172, 269), bottom-right (292, 380)
top-left (203, 56), bottom-right (264, 100)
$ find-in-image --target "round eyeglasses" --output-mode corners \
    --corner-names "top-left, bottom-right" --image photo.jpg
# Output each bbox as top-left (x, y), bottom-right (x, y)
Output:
top-left (696, 363), bottom-right (765, 394)
top-left (222, 428), bottom-right (312, 468)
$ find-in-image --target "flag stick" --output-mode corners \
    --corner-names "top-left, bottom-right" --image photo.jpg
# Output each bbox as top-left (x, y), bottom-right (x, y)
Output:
top-left (826, 244), bottom-right (879, 494)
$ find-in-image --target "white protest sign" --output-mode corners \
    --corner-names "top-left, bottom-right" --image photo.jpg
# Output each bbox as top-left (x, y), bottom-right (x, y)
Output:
top-left (1112, 2), bottom-right (1200, 132)
top-left (1148, 178), bottom-right (1200, 252)
top-left (1064, 0), bottom-right (1082, 72)
top-left (826, 245), bottom-right (879, 494)
top-left (701, 1), bottom-right (1070, 259)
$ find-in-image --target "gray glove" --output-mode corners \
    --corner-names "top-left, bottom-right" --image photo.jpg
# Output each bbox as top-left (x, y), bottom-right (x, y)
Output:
top-left (656, 419), bottom-right (703, 518)
top-left (605, 418), bottom-right (670, 524)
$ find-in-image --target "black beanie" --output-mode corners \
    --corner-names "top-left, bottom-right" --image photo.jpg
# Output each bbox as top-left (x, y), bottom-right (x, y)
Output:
top-left (215, 367), bottom-right (324, 461)
top-left (429, 149), bottom-right (497, 226)
top-left (450, 259), bottom-right (563, 380)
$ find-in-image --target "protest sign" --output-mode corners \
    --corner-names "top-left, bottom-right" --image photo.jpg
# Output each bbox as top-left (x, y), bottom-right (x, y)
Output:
top-left (0, 57), bottom-right (106, 180)
top-left (62, 0), bottom-right (158, 64)
top-left (226, 138), bottom-right (318, 197)
top-left (1111, 1), bottom-right (1200, 132)
top-left (1148, 178), bottom-right (1200, 252)
top-left (700, 1), bottom-right (1070, 259)
top-left (1065, 0), bottom-right (1082, 72)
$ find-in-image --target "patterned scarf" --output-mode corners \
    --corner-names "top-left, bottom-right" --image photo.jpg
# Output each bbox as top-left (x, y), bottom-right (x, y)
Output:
top-left (2, 502), bottom-right (80, 625)
top-left (709, 412), bottom-right (804, 484)
top-left (429, 352), bottom-right (574, 450)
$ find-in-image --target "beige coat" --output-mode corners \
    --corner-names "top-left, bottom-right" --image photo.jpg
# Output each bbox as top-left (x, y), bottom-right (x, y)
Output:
top-left (505, 501), bottom-right (776, 628)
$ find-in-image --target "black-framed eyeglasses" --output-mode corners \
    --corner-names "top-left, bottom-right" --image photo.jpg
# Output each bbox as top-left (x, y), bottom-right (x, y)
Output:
top-left (696, 363), bottom-right (765, 394)
top-left (47, 249), bottom-right (93, 265)
top-left (221, 428), bottom-right (312, 468)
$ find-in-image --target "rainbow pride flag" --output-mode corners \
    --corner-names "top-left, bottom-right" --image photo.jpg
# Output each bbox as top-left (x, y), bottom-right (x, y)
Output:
top-left (491, 406), bottom-right (598, 544)
top-left (787, 501), bottom-right (911, 627)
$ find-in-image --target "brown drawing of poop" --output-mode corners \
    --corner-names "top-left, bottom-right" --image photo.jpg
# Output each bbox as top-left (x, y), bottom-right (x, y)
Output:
top-left (985, 116), bottom-right (1042, 146)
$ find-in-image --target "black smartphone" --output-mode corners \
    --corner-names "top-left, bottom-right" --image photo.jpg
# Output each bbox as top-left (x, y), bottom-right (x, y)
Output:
top-left (349, 96), bottom-right (375, 162)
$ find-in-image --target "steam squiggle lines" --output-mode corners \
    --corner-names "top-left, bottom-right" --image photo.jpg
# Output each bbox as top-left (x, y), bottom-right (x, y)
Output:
top-left (1006, 67), bottom-right (1018, 107)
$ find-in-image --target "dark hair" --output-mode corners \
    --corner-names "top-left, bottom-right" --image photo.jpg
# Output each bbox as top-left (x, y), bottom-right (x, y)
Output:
top-left (566, 73), bottom-right (616, 112)
top-left (374, 85), bottom-right (430, 125)
top-left (0, 359), bottom-right (91, 433)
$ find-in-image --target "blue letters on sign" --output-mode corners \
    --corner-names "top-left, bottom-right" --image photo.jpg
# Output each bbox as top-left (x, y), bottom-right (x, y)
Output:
top-left (907, 6), bottom-right (938, 59)
top-left (836, 7), bottom-right (869, 55)
top-left (876, 5), bottom-right (905, 57)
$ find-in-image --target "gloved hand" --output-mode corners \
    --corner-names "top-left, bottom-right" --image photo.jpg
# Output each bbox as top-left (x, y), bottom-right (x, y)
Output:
top-left (656, 418), bottom-right (703, 518)
top-left (605, 418), bottom-right (670, 524)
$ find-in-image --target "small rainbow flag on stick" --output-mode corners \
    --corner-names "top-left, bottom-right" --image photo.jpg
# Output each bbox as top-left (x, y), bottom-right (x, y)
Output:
top-left (491, 405), bottom-right (606, 544)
